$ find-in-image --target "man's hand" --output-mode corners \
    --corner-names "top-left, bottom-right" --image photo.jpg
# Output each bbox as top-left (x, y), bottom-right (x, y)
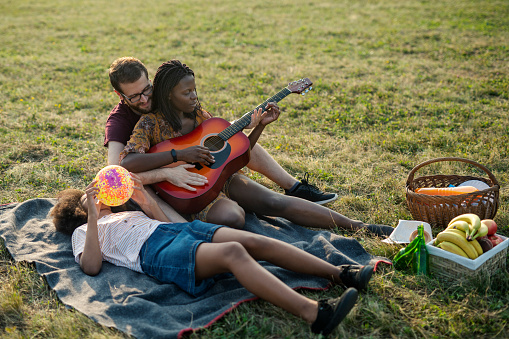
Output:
top-left (160, 165), bottom-right (208, 191)
top-left (177, 145), bottom-right (215, 165)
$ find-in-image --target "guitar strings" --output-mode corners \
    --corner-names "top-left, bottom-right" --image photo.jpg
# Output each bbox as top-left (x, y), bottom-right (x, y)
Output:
top-left (218, 88), bottom-right (291, 141)
top-left (206, 81), bottom-right (311, 150)
top-left (206, 87), bottom-right (293, 151)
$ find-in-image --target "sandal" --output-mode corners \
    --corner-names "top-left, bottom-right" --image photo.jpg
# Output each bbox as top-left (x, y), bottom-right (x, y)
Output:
top-left (310, 287), bottom-right (359, 336)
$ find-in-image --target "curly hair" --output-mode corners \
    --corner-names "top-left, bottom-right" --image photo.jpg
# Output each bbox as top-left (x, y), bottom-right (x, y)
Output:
top-left (109, 57), bottom-right (149, 93)
top-left (50, 189), bottom-right (87, 235)
top-left (152, 59), bottom-right (202, 132)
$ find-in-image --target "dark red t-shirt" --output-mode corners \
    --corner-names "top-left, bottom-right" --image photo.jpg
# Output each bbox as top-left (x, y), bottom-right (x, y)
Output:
top-left (103, 101), bottom-right (141, 147)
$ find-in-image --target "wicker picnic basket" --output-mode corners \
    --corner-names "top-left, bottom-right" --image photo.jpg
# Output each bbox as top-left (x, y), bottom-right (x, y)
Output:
top-left (406, 157), bottom-right (500, 229)
top-left (428, 243), bottom-right (507, 283)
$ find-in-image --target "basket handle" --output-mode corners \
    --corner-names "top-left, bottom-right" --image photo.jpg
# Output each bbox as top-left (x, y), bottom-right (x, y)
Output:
top-left (406, 157), bottom-right (500, 187)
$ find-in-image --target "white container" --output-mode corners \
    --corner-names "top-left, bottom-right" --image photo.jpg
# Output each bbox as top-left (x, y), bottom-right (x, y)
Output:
top-left (382, 220), bottom-right (433, 244)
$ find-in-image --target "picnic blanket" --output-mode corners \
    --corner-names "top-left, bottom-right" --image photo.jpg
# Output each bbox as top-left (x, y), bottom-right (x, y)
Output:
top-left (0, 198), bottom-right (391, 338)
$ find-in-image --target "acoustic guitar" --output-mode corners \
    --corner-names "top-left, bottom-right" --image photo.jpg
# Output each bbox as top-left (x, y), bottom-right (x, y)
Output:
top-left (148, 78), bottom-right (313, 214)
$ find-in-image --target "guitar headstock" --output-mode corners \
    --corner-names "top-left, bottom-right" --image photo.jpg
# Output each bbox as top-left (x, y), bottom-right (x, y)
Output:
top-left (287, 78), bottom-right (313, 95)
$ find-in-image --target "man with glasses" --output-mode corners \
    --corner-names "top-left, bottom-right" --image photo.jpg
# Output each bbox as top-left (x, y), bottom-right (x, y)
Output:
top-left (104, 57), bottom-right (338, 220)
top-left (119, 83), bottom-right (153, 108)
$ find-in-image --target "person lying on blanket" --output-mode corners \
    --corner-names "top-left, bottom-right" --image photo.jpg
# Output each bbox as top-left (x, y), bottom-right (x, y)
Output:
top-left (119, 59), bottom-right (393, 236)
top-left (51, 174), bottom-right (373, 336)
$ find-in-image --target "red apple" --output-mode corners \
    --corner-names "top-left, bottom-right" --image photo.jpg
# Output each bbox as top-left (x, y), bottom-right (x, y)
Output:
top-left (488, 234), bottom-right (503, 247)
top-left (481, 219), bottom-right (498, 236)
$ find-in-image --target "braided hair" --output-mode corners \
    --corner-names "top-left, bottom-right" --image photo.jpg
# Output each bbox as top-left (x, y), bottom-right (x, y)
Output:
top-left (152, 60), bottom-right (202, 132)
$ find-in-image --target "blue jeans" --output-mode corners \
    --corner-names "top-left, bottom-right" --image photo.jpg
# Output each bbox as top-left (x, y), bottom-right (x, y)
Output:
top-left (139, 220), bottom-right (223, 296)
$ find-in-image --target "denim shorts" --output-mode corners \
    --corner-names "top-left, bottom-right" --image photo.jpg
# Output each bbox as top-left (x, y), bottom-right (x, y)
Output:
top-left (139, 220), bottom-right (223, 297)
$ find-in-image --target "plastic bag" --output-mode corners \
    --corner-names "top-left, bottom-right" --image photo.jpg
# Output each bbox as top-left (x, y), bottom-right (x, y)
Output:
top-left (393, 224), bottom-right (429, 275)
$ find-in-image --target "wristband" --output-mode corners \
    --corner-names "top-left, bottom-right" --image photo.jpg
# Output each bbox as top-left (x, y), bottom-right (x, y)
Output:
top-left (171, 149), bottom-right (178, 162)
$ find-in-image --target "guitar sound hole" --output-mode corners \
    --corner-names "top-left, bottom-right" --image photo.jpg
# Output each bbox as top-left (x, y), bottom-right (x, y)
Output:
top-left (204, 135), bottom-right (225, 152)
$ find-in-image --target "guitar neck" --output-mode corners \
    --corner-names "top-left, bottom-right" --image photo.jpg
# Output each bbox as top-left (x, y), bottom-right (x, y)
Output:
top-left (219, 87), bottom-right (292, 140)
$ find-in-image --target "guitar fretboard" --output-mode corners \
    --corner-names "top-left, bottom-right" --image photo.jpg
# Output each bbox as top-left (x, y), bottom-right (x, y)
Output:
top-left (218, 87), bottom-right (292, 140)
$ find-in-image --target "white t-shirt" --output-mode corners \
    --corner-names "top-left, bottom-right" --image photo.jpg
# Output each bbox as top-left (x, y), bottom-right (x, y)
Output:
top-left (71, 211), bottom-right (166, 272)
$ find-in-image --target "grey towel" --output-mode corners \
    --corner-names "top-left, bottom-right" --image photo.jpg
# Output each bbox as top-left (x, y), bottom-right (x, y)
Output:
top-left (0, 198), bottom-right (390, 338)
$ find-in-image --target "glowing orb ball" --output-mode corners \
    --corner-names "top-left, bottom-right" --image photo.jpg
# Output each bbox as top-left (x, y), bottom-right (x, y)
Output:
top-left (94, 165), bottom-right (134, 206)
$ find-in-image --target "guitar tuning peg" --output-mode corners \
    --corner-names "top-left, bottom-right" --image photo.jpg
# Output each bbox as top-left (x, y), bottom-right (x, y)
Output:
top-left (301, 92), bottom-right (305, 96)
top-left (305, 89), bottom-right (309, 93)
top-left (309, 87), bottom-right (313, 90)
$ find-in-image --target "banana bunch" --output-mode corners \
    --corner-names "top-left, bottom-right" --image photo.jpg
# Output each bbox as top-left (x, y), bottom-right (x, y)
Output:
top-left (446, 213), bottom-right (488, 240)
top-left (434, 213), bottom-right (486, 259)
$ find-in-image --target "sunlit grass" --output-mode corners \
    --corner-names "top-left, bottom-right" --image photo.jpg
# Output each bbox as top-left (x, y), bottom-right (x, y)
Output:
top-left (0, 0), bottom-right (508, 337)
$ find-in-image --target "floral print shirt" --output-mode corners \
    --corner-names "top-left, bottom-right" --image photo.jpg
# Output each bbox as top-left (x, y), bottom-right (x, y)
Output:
top-left (119, 109), bottom-right (212, 161)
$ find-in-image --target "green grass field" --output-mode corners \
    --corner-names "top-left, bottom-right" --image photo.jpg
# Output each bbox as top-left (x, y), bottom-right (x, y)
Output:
top-left (1, 0), bottom-right (508, 337)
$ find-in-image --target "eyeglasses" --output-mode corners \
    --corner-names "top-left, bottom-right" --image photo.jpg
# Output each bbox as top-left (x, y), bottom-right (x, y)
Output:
top-left (121, 83), bottom-right (153, 103)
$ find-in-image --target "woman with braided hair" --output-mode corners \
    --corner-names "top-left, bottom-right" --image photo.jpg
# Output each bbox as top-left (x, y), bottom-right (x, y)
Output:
top-left (120, 60), bottom-right (393, 237)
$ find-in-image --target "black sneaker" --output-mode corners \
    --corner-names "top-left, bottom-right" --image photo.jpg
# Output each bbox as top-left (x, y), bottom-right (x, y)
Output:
top-left (338, 264), bottom-right (374, 292)
top-left (311, 287), bottom-right (359, 336)
top-left (285, 172), bottom-right (338, 205)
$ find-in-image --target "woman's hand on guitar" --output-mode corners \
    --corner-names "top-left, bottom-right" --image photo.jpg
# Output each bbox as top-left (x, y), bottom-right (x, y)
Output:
top-left (248, 102), bottom-right (280, 129)
top-left (260, 102), bottom-right (280, 126)
top-left (245, 107), bottom-right (265, 129)
top-left (177, 146), bottom-right (215, 165)
top-left (161, 164), bottom-right (209, 191)
top-left (248, 107), bottom-right (267, 129)
top-left (245, 103), bottom-right (280, 129)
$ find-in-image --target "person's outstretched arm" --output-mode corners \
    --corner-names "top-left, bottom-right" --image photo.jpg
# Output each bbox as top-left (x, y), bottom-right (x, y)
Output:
top-left (109, 141), bottom-right (208, 190)
top-left (79, 182), bottom-right (104, 276)
top-left (121, 146), bottom-right (215, 173)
